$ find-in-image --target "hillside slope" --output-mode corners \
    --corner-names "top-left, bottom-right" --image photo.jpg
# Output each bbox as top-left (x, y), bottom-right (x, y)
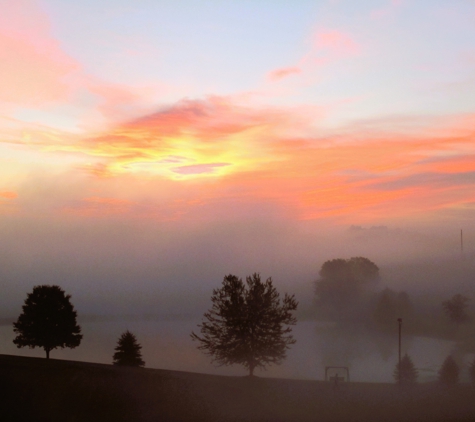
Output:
top-left (1, 354), bottom-right (475, 421)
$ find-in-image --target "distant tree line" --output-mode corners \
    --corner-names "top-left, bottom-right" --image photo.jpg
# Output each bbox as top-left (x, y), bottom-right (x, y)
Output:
top-left (11, 261), bottom-right (475, 383)
top-left (314, 256), bottom-right (471, 333)
top-left (314, 256), bottom-right (475, 384)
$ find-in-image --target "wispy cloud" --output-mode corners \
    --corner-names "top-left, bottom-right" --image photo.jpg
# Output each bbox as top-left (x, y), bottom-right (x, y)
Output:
top-left (2, 92), bottom-right (474, 223)
top-left (266, 28), bottom-right (362, 85)
top-left (0, 0), bottom-right (164, 129)
top-left (0, 0), bottom-right (78, 108)
top-left (267, 67), bottom-right (302, 82)
top-left (313, 30), bottom-right (362, 57)
top-left (65, 97), bottom-right (312, 179)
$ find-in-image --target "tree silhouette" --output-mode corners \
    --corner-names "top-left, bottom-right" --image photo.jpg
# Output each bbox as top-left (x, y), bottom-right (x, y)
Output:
top-left (393, 353), bottom-right (418, 384)
top-left (191, 273), bottom-right (298, 376)
top-left (438, 355), bottom-right (459, 385)
top-left (13, 285), bottom-right (82, 359)
top-left (442, 294), bottom-right (470, 324)
top-left (374, 289), bottom-right (414, 329)
top-left (113, 330), bottom-right (145, 367)
top-left (315, 257), bottom-right (379, 316)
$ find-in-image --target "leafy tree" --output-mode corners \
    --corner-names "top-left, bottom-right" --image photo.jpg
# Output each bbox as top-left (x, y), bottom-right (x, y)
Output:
top-left (442, 294), bottom-right (470, 324)
top-left (13, 285), bottom-right (82, 359)
top-left (191, 273), bottom-right (298, 376)
top-left (315, 257), bottom-right (379, 315)
top-left (113, 330), bottom-right (145, 367)
top-left (393, 353), bottom-right (418, 384)
top-left (438, 355), bottom-right (459, 385)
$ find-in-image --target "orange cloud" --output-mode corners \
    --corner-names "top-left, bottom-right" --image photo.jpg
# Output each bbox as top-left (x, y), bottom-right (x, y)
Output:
top-left (0, 191), bottom-right (17, 199)
top-left (4, 94), bottom-right (475, 224)
top-left (61, 97), bottom-right (314, 180)
top-left (61, 196), bottom-right (134, 217)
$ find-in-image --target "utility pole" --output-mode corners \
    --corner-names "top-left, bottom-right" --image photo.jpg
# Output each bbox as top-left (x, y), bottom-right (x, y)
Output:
top-left (397, 318), bottom-right (402, 386)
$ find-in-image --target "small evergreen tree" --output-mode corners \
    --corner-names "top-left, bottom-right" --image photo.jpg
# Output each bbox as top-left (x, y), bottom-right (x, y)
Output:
top-left (393, 353), bottom-right (418, 384)
top-left (113, 330), bottom-right (145, 367)
top-left (13, 285), bottom-right (82, 359)
top-left (438, 355), bottom-right (459, 385)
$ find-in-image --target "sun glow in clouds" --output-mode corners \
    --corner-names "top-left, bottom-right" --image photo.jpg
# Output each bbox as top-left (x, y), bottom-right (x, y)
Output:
top-left (0, 0), bottom-right (474, 224)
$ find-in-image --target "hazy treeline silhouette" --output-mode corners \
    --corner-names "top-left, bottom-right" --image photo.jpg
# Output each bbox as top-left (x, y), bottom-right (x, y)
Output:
top-left (314, 256), bottom-right (475, 383)
top-left (9, 261), bottom-right (475, 383)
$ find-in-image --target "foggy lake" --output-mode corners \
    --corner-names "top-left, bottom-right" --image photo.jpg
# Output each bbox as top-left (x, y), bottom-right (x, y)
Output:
top-left (0, 319), bottom-right (462, 383)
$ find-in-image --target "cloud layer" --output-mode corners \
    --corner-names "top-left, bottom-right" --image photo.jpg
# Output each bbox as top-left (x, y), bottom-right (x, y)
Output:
top-left (1, 94), bottom-right (474, 225)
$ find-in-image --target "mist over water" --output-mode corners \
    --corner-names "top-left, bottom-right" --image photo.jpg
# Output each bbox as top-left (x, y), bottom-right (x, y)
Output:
top-left (0, 319), bottom-right (461, 383)
top-left (1, 214), bottom-right (474, 382)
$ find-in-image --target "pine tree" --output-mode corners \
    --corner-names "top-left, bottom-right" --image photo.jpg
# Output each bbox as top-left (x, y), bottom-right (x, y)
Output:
top-left (438, 355), bottom-right (459, 385)
top-left (393, 353), bottom-right (418, 384)
top-left (113, 330), bottom-right (145, 367)
top-left (191, 273), bottom-right (298, 376)
top-left (13, 285), bottom-right (82, 359)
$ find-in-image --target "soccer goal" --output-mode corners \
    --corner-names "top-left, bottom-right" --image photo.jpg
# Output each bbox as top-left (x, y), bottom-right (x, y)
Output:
top-left (325, 366), bottom-right (350, 383)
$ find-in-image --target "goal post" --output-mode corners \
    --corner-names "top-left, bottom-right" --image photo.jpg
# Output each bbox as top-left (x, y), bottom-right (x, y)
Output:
top-left (325, 366), bottom-right (350, 382)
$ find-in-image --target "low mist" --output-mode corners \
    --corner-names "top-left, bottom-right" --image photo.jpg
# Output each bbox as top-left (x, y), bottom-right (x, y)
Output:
top-left (1, 213), bottom-right (474, 381)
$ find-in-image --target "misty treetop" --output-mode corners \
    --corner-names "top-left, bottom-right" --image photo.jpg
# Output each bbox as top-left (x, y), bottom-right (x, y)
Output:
top-left (374, 288), bottom-right (414, 329)
top-left (191, 273), bottom-right (298, 376)
top-left (13, 285), bottom-right (82, 359)
top-left (319, 257), bottom-right (380, 283)
top-left (442, 294), bottom-right (470, 324)
top-left (315, 257), bottom-right (379, 318)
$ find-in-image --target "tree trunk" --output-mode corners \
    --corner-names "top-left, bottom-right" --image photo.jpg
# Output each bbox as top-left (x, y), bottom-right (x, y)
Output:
top-left (46, 348), bottom-right (50, 359)
top-left (249, 363), bottom-right (255, 376)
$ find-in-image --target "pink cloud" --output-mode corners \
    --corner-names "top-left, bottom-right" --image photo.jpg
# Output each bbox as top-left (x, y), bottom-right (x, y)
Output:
top-left (267, 67), bottom-right (302, 81)
top-left (314, 30), bottom-right (361, 56)
top-left (5, 90), bottom-right (475, 224)
top-left (0, 0), bottom-right (79, 107)
top-left (264, 29), bottom-right (361, 85)
top-left (0, 0), bottom-right (158, 127)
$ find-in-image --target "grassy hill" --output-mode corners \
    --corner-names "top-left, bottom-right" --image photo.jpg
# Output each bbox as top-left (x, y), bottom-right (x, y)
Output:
top-left (1, 354), bottom-right (475, 422)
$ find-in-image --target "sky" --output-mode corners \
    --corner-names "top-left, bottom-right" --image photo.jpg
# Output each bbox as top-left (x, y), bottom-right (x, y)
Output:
top-left (1, 0), bottom-right (475, 319)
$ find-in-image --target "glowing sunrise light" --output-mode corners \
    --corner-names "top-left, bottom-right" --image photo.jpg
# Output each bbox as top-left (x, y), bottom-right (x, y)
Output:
top-left (0, 0), bottom-right (473, 225)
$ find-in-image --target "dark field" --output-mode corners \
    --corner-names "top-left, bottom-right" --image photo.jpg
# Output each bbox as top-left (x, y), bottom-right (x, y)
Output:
top-left (1, 354), bottom-right (475, 422)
